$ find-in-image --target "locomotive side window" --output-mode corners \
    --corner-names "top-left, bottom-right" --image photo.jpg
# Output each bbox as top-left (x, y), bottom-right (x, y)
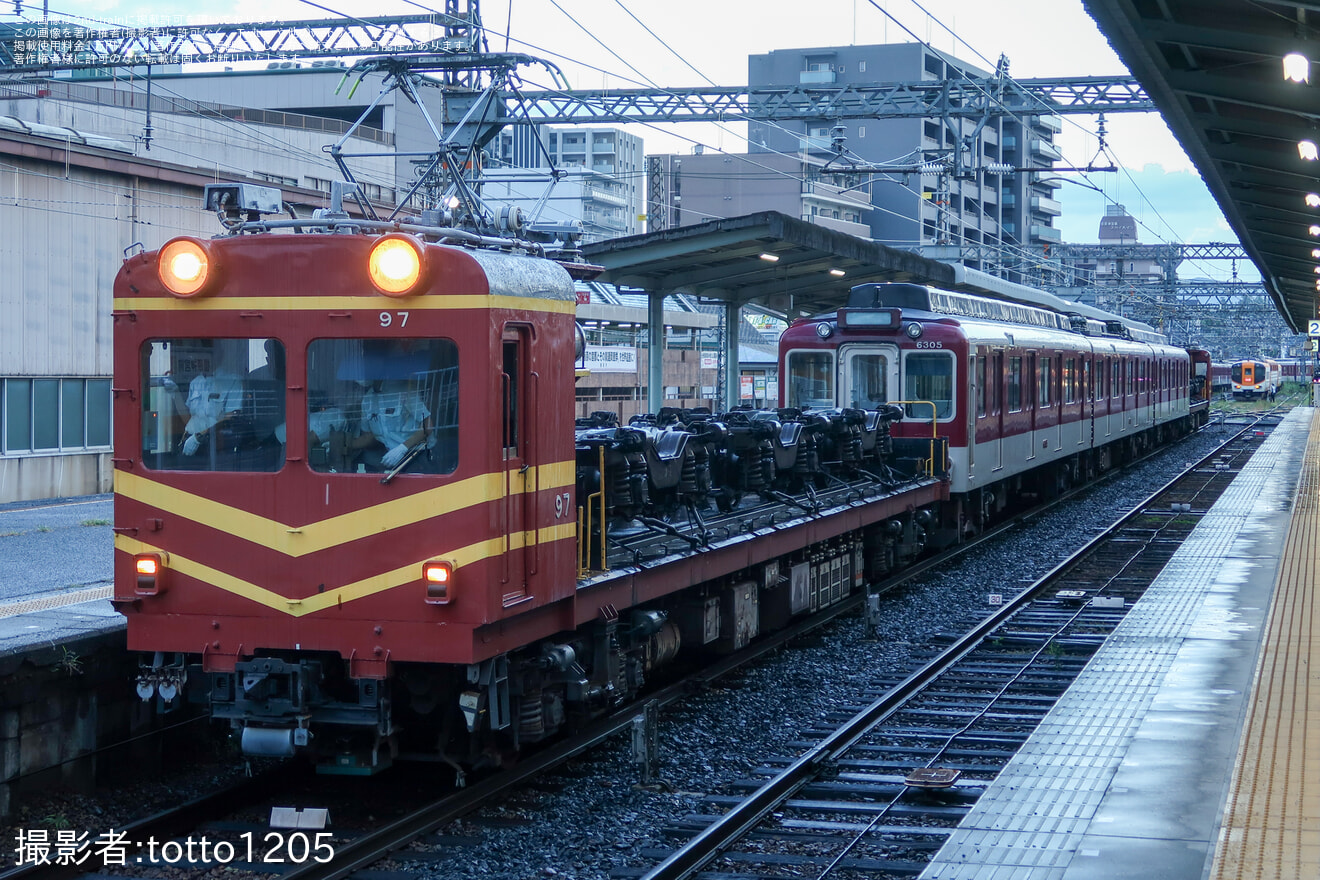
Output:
top-left (502, 335), bottom-right (521, 458)
top-left (306, 338), bottom-right (458, 475)
top-left (786, 351), bottom-right (836, 408)
top-left (903, 352), bottom-right (954, 419)
top-left (1038, 357), bottom-right (1053, 407)
top-left (1064, 358), bottom-right (1077, 403)
top-left (139, 338), bottom-right (285, 473)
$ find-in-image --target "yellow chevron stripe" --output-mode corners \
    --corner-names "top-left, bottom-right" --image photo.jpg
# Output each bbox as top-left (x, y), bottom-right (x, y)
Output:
top-left (116, 522), bottom-right (577, 616)
top-left (114, 461), bottom-right (574, 557)
top-left (112, 295), bottom-right (576, 314)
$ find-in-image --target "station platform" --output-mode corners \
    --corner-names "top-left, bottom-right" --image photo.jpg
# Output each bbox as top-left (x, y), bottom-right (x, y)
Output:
top-left (0, 494), bottom-right (121, 663)
top-left (923, 407), bottom-right (1318, 880)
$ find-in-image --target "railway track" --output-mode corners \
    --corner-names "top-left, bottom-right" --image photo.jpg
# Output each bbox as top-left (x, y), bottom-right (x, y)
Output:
top-left (634, 416), bottom-right (1275, 880)
top-left (0, 417), bottom-right (1262, 880)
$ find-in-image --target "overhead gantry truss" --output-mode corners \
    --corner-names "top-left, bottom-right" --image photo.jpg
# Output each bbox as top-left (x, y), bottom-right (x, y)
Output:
top-left (0, 15), bottom-right (1152, 122)
top-left (501, 76), bottom-right (1153, 124)
top-left (0, 14), bottom-right (482, 71)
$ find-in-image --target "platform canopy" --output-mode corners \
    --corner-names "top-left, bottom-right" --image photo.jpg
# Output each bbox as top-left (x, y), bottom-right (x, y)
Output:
top-left (1084, 0), bottom-right (1320, 334)
top-left (581, 211), bottom-right (955, 318)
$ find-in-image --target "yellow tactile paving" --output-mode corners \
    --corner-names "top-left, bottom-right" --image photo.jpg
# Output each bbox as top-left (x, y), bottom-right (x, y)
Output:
top-left (0, 585), bottom-right (112, 619)
top-left (1210, 408), bottom-right (1320, 880)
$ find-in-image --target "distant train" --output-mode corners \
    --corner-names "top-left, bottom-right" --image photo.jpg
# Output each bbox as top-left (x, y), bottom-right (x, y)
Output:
top-left (781, 284), bottom-right (1201, 526)
top-left (1230, 358), bottom-right (1281, 399)
top-left (1210, 361), bottom-right (1231, 396)
top-left (113, 183), bottom-right (1213, 776)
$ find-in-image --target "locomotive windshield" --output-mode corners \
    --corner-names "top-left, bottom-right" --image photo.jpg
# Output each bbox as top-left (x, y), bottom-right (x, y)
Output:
top-left (786, 350), bottom-right (835, 408)
top-left (139, 338), bottom-right (285, 473)
top-left (306, 338), bottom-right (458, 475)
top-left (903, 352), bottom-right (955, 419)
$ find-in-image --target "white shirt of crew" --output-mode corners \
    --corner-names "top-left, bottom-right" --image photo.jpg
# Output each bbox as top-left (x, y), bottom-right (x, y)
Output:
top-left (360, 384), bottom-right (431, 450)
top-left (183, 369), bottom-right (244, 454)
top-left (308, 406), bottom-right (348, 448)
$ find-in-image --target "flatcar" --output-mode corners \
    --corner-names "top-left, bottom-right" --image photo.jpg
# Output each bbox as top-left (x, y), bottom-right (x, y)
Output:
top-left (1230, 358), bottom-right (1281, 399)
top-left (114, 184), bottom-right (1203, 775)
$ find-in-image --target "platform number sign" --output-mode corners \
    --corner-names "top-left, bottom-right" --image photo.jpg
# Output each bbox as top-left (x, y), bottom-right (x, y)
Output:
top-left (1309, 319), bottom-right (1320, 337)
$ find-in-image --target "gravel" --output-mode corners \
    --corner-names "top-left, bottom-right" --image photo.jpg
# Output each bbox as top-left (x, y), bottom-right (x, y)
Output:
top-left (388, 423), bottom-right (1240, 880)
top-left (3, 424), bottom-right (1240, 880)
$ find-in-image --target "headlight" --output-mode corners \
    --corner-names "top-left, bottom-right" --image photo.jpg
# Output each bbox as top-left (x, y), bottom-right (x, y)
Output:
top-left (158, 238), bottom-right (214, 297)
top-left (369, 234), bottom-right (428, 296)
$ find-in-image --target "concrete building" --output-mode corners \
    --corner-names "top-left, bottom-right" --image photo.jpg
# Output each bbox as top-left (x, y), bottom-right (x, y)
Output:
top-left (746, 43), bottom-right (1063, 268)
top-left (489, 125), bottom-right (645, 242)
top-left (645, 151), bottom-right (871, 238)
top-left (1066, 205), bottom-right (1168, 286)
top-left (573, 282), bottom-right (719, 421)
top-left (484, 166), bottom-right (635, 242)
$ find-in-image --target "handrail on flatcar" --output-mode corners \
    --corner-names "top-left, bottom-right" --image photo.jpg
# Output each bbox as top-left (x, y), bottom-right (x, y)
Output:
top-left (892, 400), bottom-right (943, 477)
top-left (578, 445), bottom-right (608, 576)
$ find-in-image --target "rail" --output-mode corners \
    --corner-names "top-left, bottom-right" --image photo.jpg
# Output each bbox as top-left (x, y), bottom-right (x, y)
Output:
top-left (638, 417), bottom-right (1267, 880)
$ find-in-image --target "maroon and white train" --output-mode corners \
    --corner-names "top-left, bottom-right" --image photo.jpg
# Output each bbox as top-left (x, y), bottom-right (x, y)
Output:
top-left (779, 283), bottom-right (1204, 531)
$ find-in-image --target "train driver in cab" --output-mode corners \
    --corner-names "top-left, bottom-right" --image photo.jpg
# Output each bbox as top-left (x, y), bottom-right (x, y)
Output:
top-left (180, 343), bottom-right (247, 457)
top-left (348, 347), bottom-right (434, 472)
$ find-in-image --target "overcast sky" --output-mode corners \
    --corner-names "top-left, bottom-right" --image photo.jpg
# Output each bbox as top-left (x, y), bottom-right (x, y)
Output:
top-left (62, 0), bottom-right (1247, 273)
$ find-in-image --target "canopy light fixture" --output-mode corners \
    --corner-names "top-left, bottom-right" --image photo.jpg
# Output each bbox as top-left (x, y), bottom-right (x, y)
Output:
top-left (1284, 53), bottom-right (1310, 83)
top-left (758, 252), bottom-right (780, 262)
top-left (829, 268), bottom-right (846, 277)
top-left (1300, 140), bottom-right (1318, 161)
top-left (1308, 193), bottom-right (1320, 207)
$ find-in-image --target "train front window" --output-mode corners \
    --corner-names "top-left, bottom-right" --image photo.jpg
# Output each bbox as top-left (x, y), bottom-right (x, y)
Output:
top-left (139, 338), bottom-right (285, 473)
top-left (306, 338), bottom-right (458, 475)
top-left (903, 352), bottom-right (954, 420)
top-left (786, 351), bottom-right (836, 409)
top-left (843, 349), bottom-right (891, 409)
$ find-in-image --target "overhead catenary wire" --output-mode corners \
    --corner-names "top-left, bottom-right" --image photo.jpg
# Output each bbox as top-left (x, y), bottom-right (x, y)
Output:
top-left (873, 0), bottom-right (1229, 279)
top-left (9, 0), bottom-right (1224, 280)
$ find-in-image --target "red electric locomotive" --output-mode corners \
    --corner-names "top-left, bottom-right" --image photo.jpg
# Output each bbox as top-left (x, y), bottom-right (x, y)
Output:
top-left (114, 185), bottom-right (585, 771)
